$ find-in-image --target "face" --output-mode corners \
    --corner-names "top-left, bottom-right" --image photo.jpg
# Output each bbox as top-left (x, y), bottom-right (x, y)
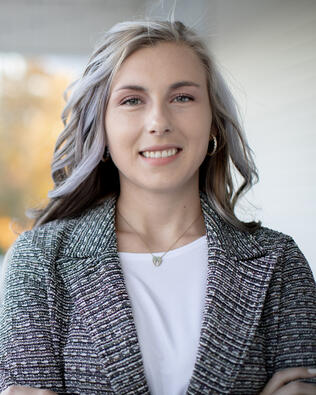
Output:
top-left (105, 42), bottom-right (212, 195)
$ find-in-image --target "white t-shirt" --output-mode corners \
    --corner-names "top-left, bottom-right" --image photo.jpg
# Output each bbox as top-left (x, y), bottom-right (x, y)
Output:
top-left (119, 236), bottom-right (208, 395)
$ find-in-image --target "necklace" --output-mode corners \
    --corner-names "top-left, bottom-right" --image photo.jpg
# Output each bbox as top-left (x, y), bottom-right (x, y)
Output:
top-left (117, 209), bottom-right (202, 267)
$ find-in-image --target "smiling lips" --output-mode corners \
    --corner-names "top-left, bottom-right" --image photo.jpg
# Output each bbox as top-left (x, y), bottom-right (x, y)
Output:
top-left (141, 148), bottom-right (179, 158)
top-left (139, 146), bottom-right (181, 164)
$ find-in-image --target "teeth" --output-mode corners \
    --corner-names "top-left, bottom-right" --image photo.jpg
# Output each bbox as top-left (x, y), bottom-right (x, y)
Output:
top-left (142, 148), bottom-right (178, 158)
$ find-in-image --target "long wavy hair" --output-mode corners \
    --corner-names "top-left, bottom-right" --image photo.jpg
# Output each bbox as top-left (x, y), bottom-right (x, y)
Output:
top-left (30, 20), bottom-right (259, 232)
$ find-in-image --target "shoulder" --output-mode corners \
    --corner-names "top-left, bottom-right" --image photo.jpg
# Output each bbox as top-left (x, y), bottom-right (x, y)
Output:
top-left (11, 216), bottom-right (75, 262)
top-left (9, 195), bottom-right (116, 261)
top-left (253, 225), bottom-right (295, 254)
top-left (253, 225), bottom-right (309, 263)
top-left (253, 225), bottom-right (311, 268)
top-left (253, 226), bottom-right (315, 285)
top-left (0, 198), bottom-right (115, 300)
top-left (200, 192), bottom-right (301, 262)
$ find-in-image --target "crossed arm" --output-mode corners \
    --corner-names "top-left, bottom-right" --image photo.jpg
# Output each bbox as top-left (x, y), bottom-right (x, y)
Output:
top-left (2, 368), bottom-right (316, 394)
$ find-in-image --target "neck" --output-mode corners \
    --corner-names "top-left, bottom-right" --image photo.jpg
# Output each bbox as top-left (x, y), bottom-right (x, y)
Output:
top-left (116, 183), bottom-right (205, 252)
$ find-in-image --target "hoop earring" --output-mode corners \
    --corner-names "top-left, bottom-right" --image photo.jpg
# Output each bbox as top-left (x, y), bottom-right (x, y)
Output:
top-left (207, 136), bottom-right (217, 156)
top-left (101, 146), bottom-right (110, 162)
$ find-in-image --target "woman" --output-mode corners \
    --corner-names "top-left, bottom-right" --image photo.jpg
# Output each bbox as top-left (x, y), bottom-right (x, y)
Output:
top-left (0, 20), bottom-right (316, 395)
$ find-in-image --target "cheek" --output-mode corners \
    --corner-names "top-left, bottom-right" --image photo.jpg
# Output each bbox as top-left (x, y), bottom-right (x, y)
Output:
top-left (105, 115), bottom-right (127, 151)
top-left (105, 127), bottom-right (138, 170)
top-left (106, 111), bottom-right (141, 145)
top-left (188, 116), bottom-right (211, 144)
top-left (188, 119), bottom-right (211, 160)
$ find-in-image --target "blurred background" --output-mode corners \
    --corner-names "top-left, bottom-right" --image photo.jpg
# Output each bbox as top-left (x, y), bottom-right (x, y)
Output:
top-left (0, 0), bottom-right (315, 275)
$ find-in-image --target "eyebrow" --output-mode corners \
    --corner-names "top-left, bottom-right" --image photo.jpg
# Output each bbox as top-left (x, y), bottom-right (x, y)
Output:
top-left (114, 80), bottom-right (201, 92)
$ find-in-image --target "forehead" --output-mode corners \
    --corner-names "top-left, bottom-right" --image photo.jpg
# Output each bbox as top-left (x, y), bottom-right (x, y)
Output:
top-left (110, 42), bottom-right (208, 89)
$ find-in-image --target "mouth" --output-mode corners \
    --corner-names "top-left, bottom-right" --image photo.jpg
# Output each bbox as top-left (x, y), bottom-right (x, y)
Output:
top-left (140, 147), bottom-right (181, 159)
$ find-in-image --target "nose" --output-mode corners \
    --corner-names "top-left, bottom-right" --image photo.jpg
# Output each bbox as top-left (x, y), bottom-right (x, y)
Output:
top-left (146, 101), bottom-right (172, 135)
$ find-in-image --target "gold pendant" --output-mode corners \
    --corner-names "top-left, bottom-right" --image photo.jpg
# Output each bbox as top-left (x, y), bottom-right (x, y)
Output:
top-left (152, 256), bottom-right (162, 266)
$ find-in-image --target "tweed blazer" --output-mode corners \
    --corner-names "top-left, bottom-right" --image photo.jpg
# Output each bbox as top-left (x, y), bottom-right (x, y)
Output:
top-left (0, 193), bottom-right (316, 394)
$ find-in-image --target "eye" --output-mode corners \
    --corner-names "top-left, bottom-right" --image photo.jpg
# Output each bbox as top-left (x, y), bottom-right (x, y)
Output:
top-left (172, 94), bottom-right (194, 103)
top-left (120, 96), bottom-right (143, 106)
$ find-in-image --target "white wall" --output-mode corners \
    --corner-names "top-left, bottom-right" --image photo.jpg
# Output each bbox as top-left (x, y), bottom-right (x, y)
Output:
top-left (210, 1), bottom-right (316, 275)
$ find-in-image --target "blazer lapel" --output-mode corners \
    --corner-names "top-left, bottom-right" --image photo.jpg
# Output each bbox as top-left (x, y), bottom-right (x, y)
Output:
top-left (187, 194), bottom-right (273, 394)
top-left (61, 193), bottom-right (274, 394)
top-left (61, 196), bottom-right (149, 394)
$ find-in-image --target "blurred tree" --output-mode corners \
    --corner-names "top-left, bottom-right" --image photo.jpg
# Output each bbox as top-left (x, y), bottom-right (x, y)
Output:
top-left (0, 58), bottom-right (71, 252)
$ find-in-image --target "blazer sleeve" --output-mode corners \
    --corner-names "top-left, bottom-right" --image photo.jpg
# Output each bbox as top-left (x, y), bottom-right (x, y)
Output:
top-left (0, 232), bottom-right (65, 393)
top-left (274, 236), bottom-right (316, 381)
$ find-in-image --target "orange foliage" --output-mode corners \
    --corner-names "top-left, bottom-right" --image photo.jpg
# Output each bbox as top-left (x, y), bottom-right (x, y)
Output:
top-left (0, 57), bottom-right (72, 253)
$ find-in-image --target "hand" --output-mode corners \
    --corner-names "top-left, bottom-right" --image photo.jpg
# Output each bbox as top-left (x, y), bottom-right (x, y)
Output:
top-left (260, 367), bottom-right (316, 394)
top-left (1, 386), bottom-right (57, 395)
